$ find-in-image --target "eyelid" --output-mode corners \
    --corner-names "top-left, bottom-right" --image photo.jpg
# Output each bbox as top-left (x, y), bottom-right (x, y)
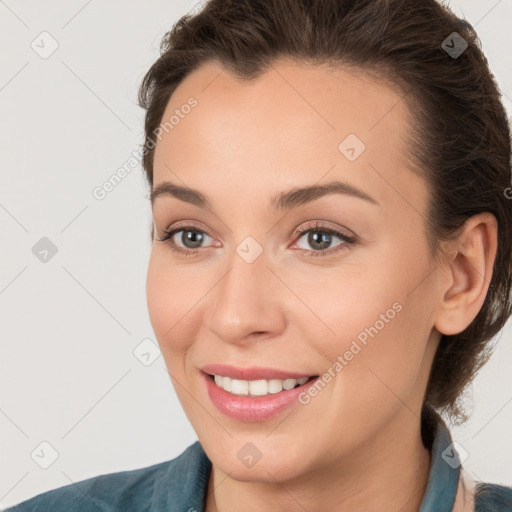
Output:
top-left (293, 220), bottom-right (354, 239)
top-left (159, 220), bottom-right (217, 240)
top-left (164, 219), bottom-right (209, 233)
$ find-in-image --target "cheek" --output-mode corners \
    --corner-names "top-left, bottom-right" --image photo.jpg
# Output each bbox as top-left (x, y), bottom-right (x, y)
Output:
top-left (317, 233), bottom-right (433, 358)
top-left (292, 247), bottom-right (431, 397)
top-left (146, 251), bottom-right (201, 359)
top-left (284, 262), bottom-right (397, 357)
top-left (337, 303), bottom-right (431, 427)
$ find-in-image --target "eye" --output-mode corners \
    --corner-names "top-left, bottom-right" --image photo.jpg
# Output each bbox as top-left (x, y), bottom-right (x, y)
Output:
top-left (156, 220), bottom-right (358, 258)
top-left (156, 224), bottom-right (216, 256)
top-left (293, 222), bottom-right (357, 257)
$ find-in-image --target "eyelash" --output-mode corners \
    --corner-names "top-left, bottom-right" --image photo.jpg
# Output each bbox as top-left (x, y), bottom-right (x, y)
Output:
top-left (156, 221), bottom-right (357, 258)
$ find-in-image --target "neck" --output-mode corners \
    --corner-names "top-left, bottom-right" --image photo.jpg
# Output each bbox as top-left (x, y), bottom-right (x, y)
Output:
top-left (204, 408), bottom-right (432, 512)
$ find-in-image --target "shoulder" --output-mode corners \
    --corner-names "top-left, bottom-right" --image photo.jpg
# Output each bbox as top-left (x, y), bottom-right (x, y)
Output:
top-left (473, 482), bottom-right (512, 511)
top-left (3, 441), bottom-right (209, 512)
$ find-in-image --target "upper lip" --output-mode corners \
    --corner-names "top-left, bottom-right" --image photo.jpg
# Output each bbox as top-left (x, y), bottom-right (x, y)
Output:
top-left (200, 363), bottom-right (317, 381)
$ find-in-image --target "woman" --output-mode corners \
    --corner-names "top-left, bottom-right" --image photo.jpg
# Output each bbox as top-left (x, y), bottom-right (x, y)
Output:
top-left (7, 0), bottom-right (511, 510)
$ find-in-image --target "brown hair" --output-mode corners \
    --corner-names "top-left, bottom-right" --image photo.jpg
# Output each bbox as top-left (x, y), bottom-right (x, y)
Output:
top-left (137, 0), bottom-right (512, 423)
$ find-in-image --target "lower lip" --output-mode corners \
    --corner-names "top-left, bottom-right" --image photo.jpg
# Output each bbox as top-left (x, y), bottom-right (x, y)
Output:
top-left (202, 372), bottom-right (319, 422)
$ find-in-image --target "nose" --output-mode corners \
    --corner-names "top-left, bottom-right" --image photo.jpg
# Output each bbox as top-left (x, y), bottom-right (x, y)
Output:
top-left (204, 247), bottom-right (286, 346)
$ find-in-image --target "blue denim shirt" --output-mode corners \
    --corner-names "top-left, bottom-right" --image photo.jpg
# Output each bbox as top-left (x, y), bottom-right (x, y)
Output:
top-left (4, 408), bottom-right (511, 511)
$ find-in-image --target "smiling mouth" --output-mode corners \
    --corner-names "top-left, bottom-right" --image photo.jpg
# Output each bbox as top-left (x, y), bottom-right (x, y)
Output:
top-left (206, 373), bottom-right (319, 397)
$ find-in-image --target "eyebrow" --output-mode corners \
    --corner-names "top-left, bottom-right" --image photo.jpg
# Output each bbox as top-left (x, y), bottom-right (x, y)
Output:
top-left (150, 179), bottom-right (378, 212)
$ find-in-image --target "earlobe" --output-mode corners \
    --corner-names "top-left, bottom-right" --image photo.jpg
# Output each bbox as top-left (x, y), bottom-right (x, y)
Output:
top-left (434, 212), bottom-right (498, 336)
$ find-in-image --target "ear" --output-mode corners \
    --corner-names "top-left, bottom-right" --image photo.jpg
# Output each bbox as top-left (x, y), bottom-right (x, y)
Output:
top-left (434, 212), bottom-right (498, 336)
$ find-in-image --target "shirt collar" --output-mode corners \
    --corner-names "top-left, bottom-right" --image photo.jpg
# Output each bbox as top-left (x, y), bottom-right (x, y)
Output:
top-left (181, 405), bottom-right (461, 511)
top-left (419, 404), bottom-right (461, 511)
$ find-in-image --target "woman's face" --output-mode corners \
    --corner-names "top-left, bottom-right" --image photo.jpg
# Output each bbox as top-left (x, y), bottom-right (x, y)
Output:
top-left (147, 60), bottom-right (444, 481)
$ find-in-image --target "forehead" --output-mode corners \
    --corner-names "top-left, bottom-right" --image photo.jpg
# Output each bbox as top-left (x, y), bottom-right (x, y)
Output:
top-left (152, 59), bottom-right (425, 215)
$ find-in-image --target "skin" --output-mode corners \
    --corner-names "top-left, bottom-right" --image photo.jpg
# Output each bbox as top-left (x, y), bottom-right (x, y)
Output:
top-left (146, 59), bottom-right (498, 511)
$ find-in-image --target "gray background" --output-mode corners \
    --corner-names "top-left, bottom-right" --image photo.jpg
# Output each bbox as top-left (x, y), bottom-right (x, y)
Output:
top-left (1, 0), bottom-right (511, 508)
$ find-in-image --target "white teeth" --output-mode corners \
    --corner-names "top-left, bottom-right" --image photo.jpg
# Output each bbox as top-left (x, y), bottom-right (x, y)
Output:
top-left (212, 375), bottom-right (311, 396)
top-left (231, 379), bottom-right (249, 395)
top-left (223, 376), bottom-right (232, 392)
top-left (268, 379), bottom-right (283, 394)
top-left (283, 378), bottom-right (297, 390)
top-left (249, 379), bottom-right (268, 396)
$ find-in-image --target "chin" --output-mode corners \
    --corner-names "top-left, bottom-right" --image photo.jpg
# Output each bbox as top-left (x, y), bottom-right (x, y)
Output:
top-left (202, 434), bottom-right (315, 483)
